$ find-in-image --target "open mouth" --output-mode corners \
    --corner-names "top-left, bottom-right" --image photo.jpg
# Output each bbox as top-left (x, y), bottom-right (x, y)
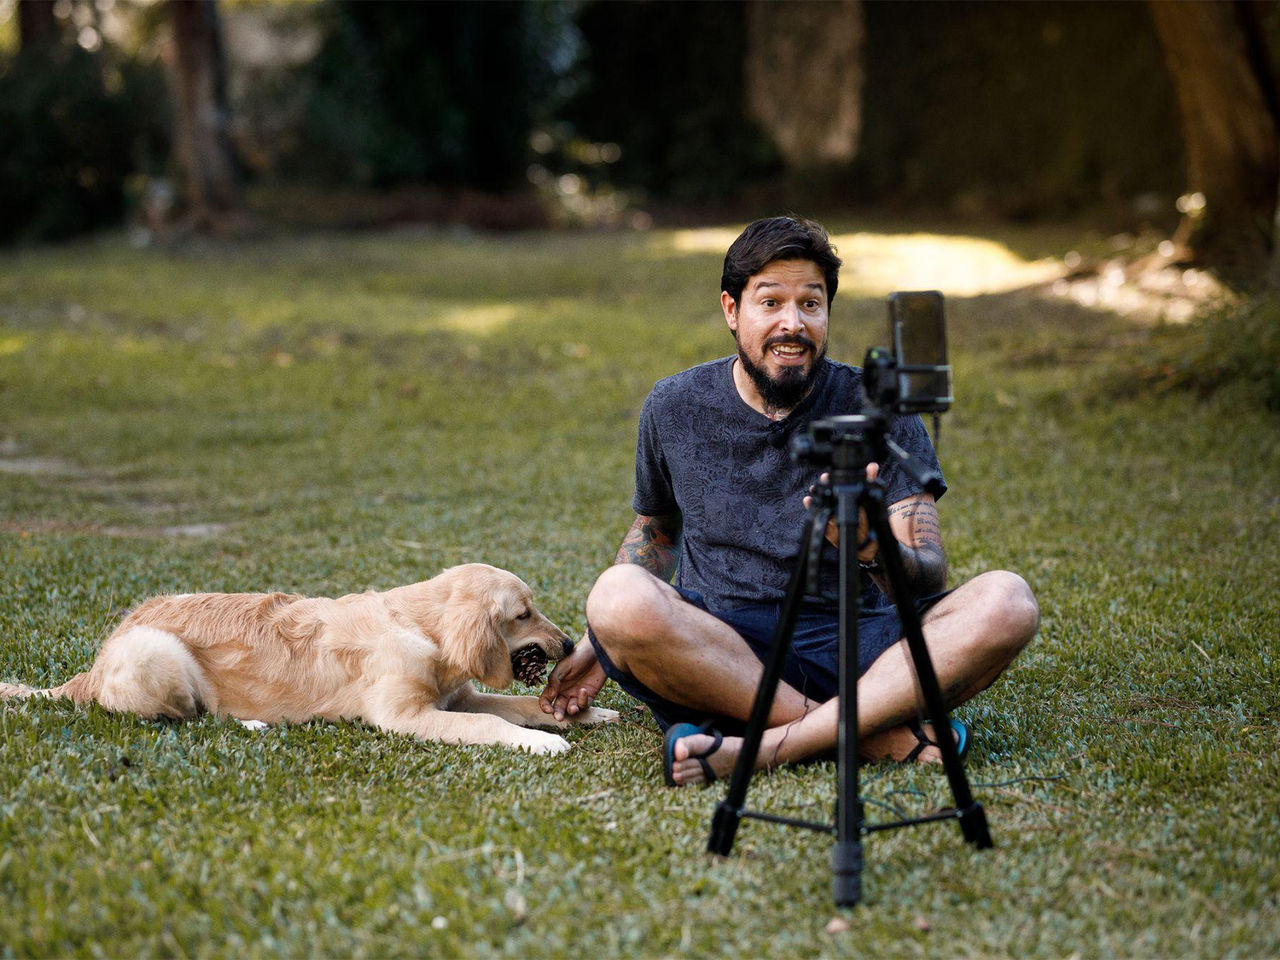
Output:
top-left (768, 340), bottom-right (811, 363)
top-left (511, 645), bottom-right (550, 685)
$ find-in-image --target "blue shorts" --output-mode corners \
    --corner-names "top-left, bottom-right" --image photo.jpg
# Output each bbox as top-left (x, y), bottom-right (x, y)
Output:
top-left (588, 586), bottom-right (950, 734)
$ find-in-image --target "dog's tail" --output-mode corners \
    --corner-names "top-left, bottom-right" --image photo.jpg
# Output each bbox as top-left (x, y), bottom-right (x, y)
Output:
top-left (0, 671), bottom-right (98, 704)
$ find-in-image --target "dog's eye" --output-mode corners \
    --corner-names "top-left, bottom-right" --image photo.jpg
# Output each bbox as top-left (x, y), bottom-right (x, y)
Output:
top-left (516, 610), bottom-right (531, 621)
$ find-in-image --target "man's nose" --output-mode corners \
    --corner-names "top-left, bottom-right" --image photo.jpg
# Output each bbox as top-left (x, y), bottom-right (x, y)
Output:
top-left (777, 303), bottom-right (804, 332)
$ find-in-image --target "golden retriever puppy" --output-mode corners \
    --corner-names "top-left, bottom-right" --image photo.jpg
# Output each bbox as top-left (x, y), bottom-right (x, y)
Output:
top-left (0, 563), bottom-right (616, 754)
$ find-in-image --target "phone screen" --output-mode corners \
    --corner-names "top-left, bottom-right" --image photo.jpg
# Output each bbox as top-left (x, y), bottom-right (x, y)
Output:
top-left (888, 291), bottom-right (952, 412)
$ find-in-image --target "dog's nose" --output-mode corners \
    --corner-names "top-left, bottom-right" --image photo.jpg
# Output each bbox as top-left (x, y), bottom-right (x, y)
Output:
top-left (562, 637), bottom-right (575, 658)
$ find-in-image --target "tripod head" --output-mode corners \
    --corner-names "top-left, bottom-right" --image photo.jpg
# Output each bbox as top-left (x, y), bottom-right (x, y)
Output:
top-left (790, 289), bottom-right (953, 498)
top-left (790, 413), bottom-right (945, 499)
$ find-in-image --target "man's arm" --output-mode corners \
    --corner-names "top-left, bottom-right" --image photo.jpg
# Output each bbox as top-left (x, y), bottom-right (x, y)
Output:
top-left (810, 465), bottom-right (947, 599)
top-left (614, 512), bottom-right (683, 580)
top-left (864, 493), bottom-right (946, 598)
top-left (539, 511), bottom-right (683, 720)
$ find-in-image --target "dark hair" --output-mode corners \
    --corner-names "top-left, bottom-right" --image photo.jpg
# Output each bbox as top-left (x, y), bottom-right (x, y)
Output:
top-left (720, 216), bottom-right (842, 305)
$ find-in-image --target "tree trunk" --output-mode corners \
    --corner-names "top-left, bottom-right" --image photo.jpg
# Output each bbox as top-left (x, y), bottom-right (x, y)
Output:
top-left (17, 0), bottom-right (58, 51)
top-left (166, 0), bottom-right (244, 233)
top-left (744, 0), bottom-right (865, 171)
top-left (1148, 0), bottom-right (1278, 281)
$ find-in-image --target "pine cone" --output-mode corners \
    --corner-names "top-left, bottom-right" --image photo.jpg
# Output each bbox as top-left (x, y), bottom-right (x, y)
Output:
top-left (511, 645), bottom-right (549, 684)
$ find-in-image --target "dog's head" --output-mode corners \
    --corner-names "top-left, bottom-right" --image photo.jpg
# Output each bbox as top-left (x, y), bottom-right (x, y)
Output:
top-left (430, 564), bottom-right (573, 689)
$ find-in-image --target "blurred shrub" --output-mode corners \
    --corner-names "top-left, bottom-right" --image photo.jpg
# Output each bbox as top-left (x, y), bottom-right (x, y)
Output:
top-left (1134, 295), bottom-right (1280, 410)
top-left (563, 0), bottom-right (780, 202)
top-left (0, 45), bottom-right (169, 244)
top-left (277, 1), bottom-right (562, 190)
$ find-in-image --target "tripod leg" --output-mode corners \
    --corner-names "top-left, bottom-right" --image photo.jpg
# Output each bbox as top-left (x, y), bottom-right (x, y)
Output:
top-left (707, 504), bottom-right (828, 857)
top-left (834, 481), bottom-right (865, 906)
top-left (864, 486), bottom-right (993, 850)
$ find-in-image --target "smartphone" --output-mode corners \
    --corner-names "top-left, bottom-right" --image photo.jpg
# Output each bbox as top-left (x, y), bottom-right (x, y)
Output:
top-left (887, 291), bottom-right (952, 413)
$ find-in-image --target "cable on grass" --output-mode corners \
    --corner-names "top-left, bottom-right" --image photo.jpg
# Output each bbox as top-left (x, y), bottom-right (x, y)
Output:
top-left (971, 773), bottom-right (1067, 789)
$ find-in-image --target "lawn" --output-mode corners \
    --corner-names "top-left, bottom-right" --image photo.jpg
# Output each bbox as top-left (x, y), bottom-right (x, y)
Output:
top-left (1, 221), bottom-right (1277, 959)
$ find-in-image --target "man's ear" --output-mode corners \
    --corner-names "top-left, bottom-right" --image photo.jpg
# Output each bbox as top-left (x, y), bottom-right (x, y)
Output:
top-left (721, 290), bottom-right (739, 333)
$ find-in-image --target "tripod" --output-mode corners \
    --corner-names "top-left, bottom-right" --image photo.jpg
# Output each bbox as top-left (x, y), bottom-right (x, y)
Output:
top-left (706, 412), bottom-right (992, 907)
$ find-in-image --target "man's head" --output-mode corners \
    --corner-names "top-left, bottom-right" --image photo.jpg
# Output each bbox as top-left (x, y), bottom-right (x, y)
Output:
top-left (720, 217), bottom-right (842, 411)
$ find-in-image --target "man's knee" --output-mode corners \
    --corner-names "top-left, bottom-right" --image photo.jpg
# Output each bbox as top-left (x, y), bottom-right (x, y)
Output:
top-left (971, 570), bottom-right (1039, 654)
top-left (585, 565), bottom-right (674, 662)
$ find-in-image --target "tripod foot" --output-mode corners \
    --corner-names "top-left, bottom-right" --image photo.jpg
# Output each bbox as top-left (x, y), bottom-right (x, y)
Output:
top-left (958, 804), bottom-right (993, 849)
top-left (707, 802), bottom-right (741, 857)
top-left (832, 841), bottom-right (863, 907)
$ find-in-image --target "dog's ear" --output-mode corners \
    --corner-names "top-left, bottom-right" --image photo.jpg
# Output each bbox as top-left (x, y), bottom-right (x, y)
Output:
top-left (439, 601), bottom-right (512, 689)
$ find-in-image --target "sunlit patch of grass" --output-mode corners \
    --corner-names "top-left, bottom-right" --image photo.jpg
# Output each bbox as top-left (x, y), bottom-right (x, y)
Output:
top-left (0, 225), bottom-right (1277, 958)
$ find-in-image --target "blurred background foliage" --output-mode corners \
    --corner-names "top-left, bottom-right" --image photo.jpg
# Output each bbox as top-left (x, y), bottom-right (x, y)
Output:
top-left (853, 1), bottom-right (1183, 220)
top-left (0, 4), bottom-right (169, 244)
top-left (1, 0), bottom-right (1190, 240)
top-left (0, 0), bottom-right (1277, 403)
top-left (281, 1), bottom-right (568, 190)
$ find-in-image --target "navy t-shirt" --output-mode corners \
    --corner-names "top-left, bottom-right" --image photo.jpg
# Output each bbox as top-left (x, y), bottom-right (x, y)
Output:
top-left (632, 356), bottom-right (946, 612)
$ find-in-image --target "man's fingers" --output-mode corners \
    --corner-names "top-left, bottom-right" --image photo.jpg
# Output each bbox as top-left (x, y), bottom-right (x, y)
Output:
top-left (539, 671), bottom-right (563, 713)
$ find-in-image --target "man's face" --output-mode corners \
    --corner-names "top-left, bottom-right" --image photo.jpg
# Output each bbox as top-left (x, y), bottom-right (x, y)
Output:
top-left (721, 258), bottom-right (830, 410)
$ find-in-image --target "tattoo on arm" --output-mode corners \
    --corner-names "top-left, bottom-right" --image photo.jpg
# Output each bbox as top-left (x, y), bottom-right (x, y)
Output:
top-left (871, 497), bottom-right (946, 598)
top-left (615, 513), bottom-right (682, 581)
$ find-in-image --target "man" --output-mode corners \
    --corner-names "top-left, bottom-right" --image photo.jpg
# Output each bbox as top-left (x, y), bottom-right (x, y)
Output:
top-left (539, 216), bottom-right (1037, 785)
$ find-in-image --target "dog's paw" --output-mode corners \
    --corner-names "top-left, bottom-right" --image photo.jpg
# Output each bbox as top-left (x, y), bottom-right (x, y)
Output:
top-left (237, 719), bottom-right (270, 732)
top-left (521, 730), bottom-right (572, 755)
top-left (572, 706), bottom-right (620, 726)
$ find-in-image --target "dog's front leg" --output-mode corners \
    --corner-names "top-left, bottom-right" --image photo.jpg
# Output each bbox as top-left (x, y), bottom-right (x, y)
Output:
top-left (451, 685), bottom-right (620, 729)
top-left (366, 677), bottom-right (570, 754)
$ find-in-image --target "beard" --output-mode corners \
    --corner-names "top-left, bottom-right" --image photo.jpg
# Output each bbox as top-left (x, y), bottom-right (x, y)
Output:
top-left (737, 335), bottom-right (828, 411)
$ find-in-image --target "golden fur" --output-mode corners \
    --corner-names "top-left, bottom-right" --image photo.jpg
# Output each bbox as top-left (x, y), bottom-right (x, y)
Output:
top-left (0, 563), bottom-right (615, 754)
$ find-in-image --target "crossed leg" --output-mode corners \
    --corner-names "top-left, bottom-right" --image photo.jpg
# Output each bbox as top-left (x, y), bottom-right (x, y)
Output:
top-left (585, 565), bottom-right (1038, 785)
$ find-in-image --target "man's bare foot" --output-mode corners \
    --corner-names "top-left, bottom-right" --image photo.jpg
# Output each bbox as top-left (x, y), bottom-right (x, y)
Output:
top-left (668, 720), bottom-right (961, 786)
top-left (670, 731), bottom-right (740, 786)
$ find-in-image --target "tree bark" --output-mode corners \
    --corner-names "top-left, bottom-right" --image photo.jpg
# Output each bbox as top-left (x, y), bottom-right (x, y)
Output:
top-left (166, 0), bottom-right (244, 233)
top-left (1148, 0), bottom-right (1278, 281)
top-left (745, 0), bottom-right (865, 170)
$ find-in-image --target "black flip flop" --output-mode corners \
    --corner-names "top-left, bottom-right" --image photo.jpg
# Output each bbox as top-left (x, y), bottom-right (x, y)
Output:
top-left (662, 721), bottom-right (724, 787)
top-left (902, 718), bottom-right (970, 764)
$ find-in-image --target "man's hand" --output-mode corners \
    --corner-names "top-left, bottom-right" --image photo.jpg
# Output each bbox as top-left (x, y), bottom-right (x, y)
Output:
top-left (803, 463), bottom-right (880, 561)
top-left (539, 635), bottom-right (607, 721)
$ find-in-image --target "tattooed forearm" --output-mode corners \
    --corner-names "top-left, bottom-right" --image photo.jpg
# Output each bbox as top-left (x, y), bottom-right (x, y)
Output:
top-left (890, 540), bottom-right (947, 597)
top-left (870, 498), bottom-right (947, 598)
top-left (887, 501), bottom-right (942, 539)
top-left (615, 513), bottom-right (682, 581)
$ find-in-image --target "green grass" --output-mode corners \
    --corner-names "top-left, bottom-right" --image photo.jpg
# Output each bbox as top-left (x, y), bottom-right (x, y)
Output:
top-left (1, 222), bottom-right (1278, 959)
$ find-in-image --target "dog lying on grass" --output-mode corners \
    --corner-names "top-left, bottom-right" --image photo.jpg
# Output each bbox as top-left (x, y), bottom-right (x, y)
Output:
top-left (0, 563), bottom-right (615, 754)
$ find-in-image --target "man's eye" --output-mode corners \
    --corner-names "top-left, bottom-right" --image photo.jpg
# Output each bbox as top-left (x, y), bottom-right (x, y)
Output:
top-left (762, 299), bottom-right (777, 307)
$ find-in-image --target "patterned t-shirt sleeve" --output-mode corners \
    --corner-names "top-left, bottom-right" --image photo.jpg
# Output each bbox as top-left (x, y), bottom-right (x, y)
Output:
top-left (632, 388), bottom-right (679, 516)
top-left (879, 413), bottom-right (947, 505)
